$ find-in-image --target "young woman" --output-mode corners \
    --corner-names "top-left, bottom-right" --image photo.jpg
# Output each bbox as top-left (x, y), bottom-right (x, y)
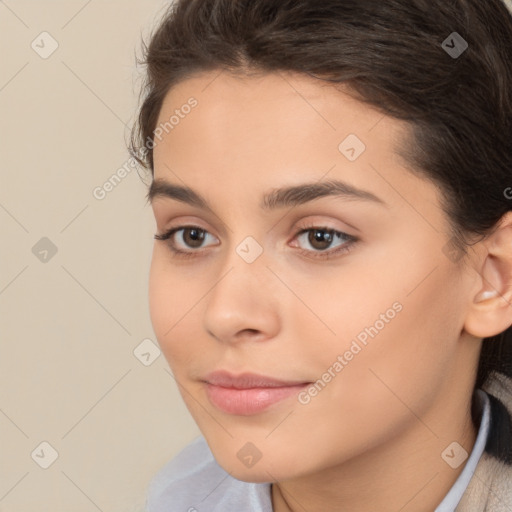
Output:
top-left (129, 0), bottom-right (512, 510)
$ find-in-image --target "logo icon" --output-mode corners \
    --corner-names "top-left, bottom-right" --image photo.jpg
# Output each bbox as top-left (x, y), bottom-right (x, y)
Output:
top-left (236, 442), bottom-right (263, 468)
top-left (31, 32), bottom-right (59, 59)
top-left (441, 238), bottom-right (464, 263)
top-left (133, 338), bottom-right (161, 366)
top-left (338, 134), bottom-right (366, 161)
top-left (31, 441), bottom-right (59, 469)
top-left (236, 236), bottom-right (263, 264)
top-left (32, 237), bottom-right (58, 263)
top-left (441, 441), bottom-right (468, 469)
top-left (442, 32), bottom-right (468, 59)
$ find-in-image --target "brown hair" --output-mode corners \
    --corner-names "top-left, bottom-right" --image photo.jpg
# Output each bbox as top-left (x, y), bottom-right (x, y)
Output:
top-left (129, 0), bottom-right (512, 397)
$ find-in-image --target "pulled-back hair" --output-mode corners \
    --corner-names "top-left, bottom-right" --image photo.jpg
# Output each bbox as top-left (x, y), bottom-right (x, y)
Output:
top-left (129, 0), bottom-right (512, 396)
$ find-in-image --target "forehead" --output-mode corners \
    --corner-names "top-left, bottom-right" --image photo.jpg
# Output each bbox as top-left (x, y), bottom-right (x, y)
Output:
top-left (151, 70), bottom-right (442, 222)
top-left (153, 70), bottom-right (409, 167)
top-left (155, 70), bottom-right (394, 138)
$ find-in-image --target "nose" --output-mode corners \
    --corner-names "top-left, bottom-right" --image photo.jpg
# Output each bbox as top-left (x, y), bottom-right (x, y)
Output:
top-left (202, 245), bottom-right (281, 345)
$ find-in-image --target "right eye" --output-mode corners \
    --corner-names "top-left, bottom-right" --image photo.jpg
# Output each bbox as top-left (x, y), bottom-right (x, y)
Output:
top-left (154, 225), bottom-right (220, 257)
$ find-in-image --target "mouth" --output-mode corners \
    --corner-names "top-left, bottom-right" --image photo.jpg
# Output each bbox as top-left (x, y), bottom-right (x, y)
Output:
top-left (202, 370), bottom-right (311, 415)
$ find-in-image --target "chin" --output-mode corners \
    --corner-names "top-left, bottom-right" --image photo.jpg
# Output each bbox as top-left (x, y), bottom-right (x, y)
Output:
top-left (223, 464), bottom-right (281, 484)
top-left (211, 449), bottom-right (295, 483)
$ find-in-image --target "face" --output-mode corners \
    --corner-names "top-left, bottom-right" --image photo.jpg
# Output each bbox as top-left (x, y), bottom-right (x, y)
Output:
top-left (148, 70), bottom-right (479, 483)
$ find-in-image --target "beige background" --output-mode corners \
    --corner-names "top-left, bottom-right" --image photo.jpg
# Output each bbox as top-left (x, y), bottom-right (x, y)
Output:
top-left (0, 1), bottom-right (201, 511)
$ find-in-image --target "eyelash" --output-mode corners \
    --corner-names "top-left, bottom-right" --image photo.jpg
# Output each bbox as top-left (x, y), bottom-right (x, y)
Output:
top-left (154, 224), bottom-right (358, 260)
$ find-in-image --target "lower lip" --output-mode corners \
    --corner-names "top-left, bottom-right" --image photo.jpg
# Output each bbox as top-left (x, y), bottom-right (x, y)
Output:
top-left (205, 383), bottom-right (309, 415)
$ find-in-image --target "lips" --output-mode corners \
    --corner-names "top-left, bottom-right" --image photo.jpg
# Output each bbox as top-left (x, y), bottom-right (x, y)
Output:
top-left (203, 370), bottom-right (309, 389)
top-left (202, 370), bottom-right (311, 415)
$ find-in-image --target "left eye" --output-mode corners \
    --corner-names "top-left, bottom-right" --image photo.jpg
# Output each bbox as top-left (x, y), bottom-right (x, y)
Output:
top-left (293, 227), bottom-right (353, 252)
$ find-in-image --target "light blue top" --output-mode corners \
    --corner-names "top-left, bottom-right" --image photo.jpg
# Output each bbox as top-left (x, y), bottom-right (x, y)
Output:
top-left (146, 389), bottom-right (491, 512)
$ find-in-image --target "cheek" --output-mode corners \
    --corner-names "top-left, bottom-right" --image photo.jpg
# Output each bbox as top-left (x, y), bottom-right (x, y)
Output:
top-left (295, 240), bottom-right (461, 410)
top-left (275, 273), bottom-right (458, 472)
top-left (279, 244), bottom-right (405, 365)
top-left (148, 246), bottom-right (199, 362)
top-left (148, 246), bottom-right (171, 334)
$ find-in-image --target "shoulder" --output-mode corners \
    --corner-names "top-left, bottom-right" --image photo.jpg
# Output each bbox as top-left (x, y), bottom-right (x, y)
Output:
top-left (145, 436), bottom-right (272, 512)
top-left (482, 371), bottom-right (512, 465)
top-left (457, 372), bottom-right (512, 511)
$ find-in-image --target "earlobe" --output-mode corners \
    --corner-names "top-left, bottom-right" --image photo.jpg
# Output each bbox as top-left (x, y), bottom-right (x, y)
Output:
top-left (463, 212), bottom-right (512, 338)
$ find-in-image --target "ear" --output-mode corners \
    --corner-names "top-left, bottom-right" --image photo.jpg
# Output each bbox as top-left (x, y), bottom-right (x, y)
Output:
top-left (463, 211), bottom-right (512, 339)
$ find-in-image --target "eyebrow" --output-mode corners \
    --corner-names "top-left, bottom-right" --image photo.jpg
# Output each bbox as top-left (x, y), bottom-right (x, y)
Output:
top-left (147, 178), bottom-right (388, 212)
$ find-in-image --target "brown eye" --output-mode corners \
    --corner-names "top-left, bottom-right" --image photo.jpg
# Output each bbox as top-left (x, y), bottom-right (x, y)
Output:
top-left (182, 227), bottom-right (206, 248)
top-left (307, 229), bottom-right (336, 250)
top-left (292, 226), bottom-right (358, 260)
top-left (154, 225), bottom-right (219, 257)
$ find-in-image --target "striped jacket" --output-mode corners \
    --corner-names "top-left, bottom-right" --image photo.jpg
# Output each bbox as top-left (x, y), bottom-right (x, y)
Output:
top-left (457, 371), bottom-right (512, 510)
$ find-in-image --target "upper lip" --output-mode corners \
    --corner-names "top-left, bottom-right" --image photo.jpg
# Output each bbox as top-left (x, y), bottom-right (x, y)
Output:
top-left (203, 370), bottom-right (310, 389)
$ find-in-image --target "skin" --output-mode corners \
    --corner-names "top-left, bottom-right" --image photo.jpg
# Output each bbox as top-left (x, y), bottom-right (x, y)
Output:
top-left (148, 70), bottom-right (512, 512)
